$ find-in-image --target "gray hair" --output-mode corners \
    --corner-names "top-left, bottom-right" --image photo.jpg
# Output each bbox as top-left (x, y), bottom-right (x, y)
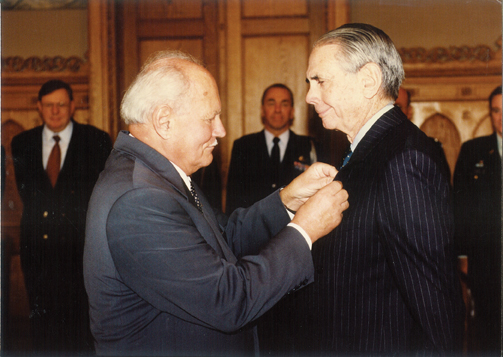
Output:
top-left (120, 50), bottom-right (204, 125)
top-left (314, 23), bottom-right (404, 100)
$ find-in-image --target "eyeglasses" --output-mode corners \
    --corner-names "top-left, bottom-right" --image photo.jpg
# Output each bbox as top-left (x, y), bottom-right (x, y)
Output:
top-left (41, 102), bottom-right (71, 109)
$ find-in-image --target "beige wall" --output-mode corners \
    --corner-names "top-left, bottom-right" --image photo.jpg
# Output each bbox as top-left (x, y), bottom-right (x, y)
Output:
top-left (2, 1), bottom-right (500, 64)
top-left (351, 0), bottom-right (501, 49)
top-left (2, 9), bottom-right (88, 58)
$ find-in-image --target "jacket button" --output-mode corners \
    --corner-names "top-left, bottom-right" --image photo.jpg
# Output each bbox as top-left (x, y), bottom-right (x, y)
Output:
top-left (43, 211), bottom-right (48, 218)
top-left (43, 234), bottom-right (48, 240)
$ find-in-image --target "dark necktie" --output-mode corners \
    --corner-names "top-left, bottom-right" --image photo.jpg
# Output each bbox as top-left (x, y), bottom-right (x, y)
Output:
top-left (190, 180), bottom-right (203, 213)
top-left (341, 149), bottom-right (353, 168)
top-left (46, 135), bottom-right (61, 187)
top-left (271, 137), bottom-right (280, 186)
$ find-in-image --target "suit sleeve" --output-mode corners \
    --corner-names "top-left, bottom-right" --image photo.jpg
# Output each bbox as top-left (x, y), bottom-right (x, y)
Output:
top-left (106, 188), bottom-right (313, 333)
top-left (377, 149), bottom-right (461, 351)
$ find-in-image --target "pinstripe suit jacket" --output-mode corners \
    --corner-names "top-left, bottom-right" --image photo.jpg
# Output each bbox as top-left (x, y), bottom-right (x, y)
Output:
top-left (292, 107), bottom-right (464, 354)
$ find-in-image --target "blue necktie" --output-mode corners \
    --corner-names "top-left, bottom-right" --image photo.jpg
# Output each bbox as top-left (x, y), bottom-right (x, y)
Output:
top-left (341, 150), bottom-right (352, 167)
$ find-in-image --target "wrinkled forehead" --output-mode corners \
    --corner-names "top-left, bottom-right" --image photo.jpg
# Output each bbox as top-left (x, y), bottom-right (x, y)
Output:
top-left (307, 45), bottom-right (341, 76)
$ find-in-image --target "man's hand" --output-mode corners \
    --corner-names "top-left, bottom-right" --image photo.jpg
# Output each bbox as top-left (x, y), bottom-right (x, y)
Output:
top-left (280, 162), bottom-right (337, 212)
top-left (291, 181), bottom-right (349, 243)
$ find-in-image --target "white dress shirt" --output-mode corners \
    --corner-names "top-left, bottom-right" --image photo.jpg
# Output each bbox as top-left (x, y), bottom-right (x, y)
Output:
top-left (264, 129), bottom-right (289, 162)
top-left (496, 132), bottom-right (502, 158)
top-left (42, 121), bottom-right (73, 169)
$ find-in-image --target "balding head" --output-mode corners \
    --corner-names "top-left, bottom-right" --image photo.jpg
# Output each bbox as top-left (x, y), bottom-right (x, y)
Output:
top-left (121, 50), bottom-right (225, 175)
top-left (120, 50), bottom-right (204, 125)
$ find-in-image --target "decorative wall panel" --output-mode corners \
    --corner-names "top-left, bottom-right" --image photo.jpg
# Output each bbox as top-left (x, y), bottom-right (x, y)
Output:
top-left (139, 40), bottom-right (204, 67)
top-left (138, 0), bottom-right (203, 20)
top-left (242, 0), bottom-right (307, 17)
top-left (243, 35), bottom-right (309, 135)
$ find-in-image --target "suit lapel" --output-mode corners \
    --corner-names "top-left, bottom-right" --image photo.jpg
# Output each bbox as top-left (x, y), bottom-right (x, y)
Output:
top-left (31, 126), bottom-right (53, 189)
top-left (115, 132), bottom-right (233, 260)
top-left (344, 106), bottom-right (405, 169)
top-left (57, 120), bottom-right (79, 185)
top-left (488, 133), bottom-right (502, 177)
top-left (258, 130), bottom-right (270, 163)
top-left (191, 181), bottom-right (233, 259)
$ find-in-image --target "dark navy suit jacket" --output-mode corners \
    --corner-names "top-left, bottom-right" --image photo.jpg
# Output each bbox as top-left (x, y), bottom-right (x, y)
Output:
top-left (292, 107), bottom-right (464, 354)
top-left (226, 130), bottom-right (315, 214)
top-left (453, 132), bottom-right (501, 351)
top-left (84, 131), bottom-right (314, 356)
top-left (11, 120), bottom-right (112, 350)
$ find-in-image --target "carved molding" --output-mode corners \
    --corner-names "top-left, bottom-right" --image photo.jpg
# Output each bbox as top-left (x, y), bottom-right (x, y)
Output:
top-left (399, 40), bottom-right (500, 64)
top-left (2, 55), bottom-right (88, 73)
top-left (400, 37), bottom-right (502, 77)
top-left (1, 0), bottom-right (86, 10)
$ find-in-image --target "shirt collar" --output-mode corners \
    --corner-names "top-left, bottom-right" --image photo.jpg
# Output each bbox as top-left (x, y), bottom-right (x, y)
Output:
top-left (171, 161), bottom-right (192, 190)
top-left (351, 103), bottom-right (394, 152)
top-left (43, 120), bottom-right (73, 143)
top-left (264, 128), bottom-right (290, 144)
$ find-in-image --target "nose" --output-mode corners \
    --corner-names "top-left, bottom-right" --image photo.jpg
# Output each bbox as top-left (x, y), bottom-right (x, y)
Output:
top-left (51, 104), bottom-right (60, 114)
top-left (213, 116), bottom-right (226, 138)
top-left (306, 85), bottom-right (318, 105)
top-left (274, 103), bottom-right (282, 112)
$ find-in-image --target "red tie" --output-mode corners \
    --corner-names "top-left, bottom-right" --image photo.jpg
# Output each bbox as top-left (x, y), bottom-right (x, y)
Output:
top-left (46, 135), bottom-right (61, 187)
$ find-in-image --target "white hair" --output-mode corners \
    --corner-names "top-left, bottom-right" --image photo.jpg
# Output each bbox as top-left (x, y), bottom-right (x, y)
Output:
top-left (314, 23), bottom-right (404, 100)
top-left (120, 50), bottom-right (204, 125)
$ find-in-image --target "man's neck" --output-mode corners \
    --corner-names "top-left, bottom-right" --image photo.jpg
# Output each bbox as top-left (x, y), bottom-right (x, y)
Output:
top-left (348, 101), bottom-right (394, 151)
top-left (346, 98), bottom-right (391, 144)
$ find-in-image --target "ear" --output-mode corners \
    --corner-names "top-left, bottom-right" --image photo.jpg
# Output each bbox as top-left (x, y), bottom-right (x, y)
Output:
top-left (69, 100), bottom-right (76, 117)
top-left (288, 107), bottom-right (295, 125)
top-left (152, 105), bottom-right (173, 140)
top-left (359, 63), bottom-right (382, 100)
top-left (37, 101), bottom-right (43, 113)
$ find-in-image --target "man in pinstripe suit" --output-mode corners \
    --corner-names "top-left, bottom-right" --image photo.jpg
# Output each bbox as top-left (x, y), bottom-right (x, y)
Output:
top-left (291, 23), bottom-right (464, 354)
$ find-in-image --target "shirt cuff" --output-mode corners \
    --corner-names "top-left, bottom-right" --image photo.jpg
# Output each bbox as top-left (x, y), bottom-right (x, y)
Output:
top-left (287, 222), bottom-right (312, 250)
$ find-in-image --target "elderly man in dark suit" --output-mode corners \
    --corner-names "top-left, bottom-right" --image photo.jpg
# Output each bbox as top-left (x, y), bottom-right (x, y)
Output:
top-left (226, 83), bottom-right (318, 214)
top-left (11, 80), bottom-right (112, 353)
top-left (453, 85), bottom-right (502, 353)
top-left (83, 50), bottom-right (349, 356)
top-left (289, 23), bottom-right (464, 354)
